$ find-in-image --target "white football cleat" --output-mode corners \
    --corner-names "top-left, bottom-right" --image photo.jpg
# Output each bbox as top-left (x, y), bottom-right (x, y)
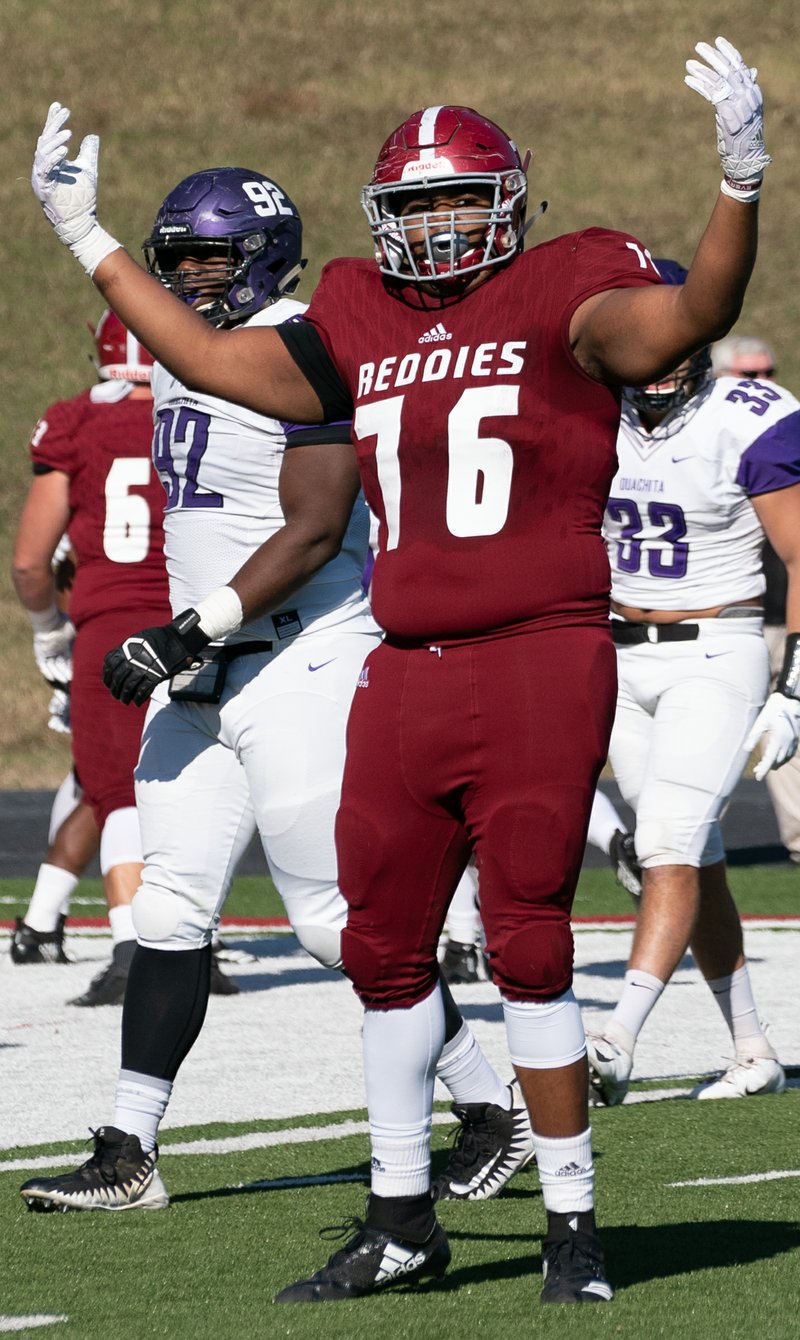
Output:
top-left (586, 1033), bottom-right (633, 1107)
top-left (691, 1054), bottom-right (786, 1100)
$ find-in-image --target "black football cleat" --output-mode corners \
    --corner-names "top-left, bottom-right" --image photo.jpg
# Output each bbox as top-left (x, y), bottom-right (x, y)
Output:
top-left (274, 1216), bottom-right (450, 1303)
top-left (440, 939), bottom-right (483, 984)
top-left (540, 1212), bottom-right (613, 1303)
top-left (608, 829), bottom-right (642, 904)
top-left (433, 1081), bottom-right (535, 1201)
top-left (10, 914), bottom-right (71, 965)
top-left (20, 1126), bottom-right (169, 1212)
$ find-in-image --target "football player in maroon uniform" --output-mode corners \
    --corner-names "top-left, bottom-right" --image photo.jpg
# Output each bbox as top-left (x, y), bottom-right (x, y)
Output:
top-left (12, 313), bottom-right (167, 1003)
top-left (30, 36), bottom-right (770, 1305)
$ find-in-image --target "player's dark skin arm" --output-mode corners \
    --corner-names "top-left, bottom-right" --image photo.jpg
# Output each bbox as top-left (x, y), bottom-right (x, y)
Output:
top-left (223, 439), bottom-right (362, 622)
top-left (95, 250), bottom-right (323, 422)
top-left (752, 483), bottom-right (800, 636)
top-left (572, 192), bottom-right (757, 385)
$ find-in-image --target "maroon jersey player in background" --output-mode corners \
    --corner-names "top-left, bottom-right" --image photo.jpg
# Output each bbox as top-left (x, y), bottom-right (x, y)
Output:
top-left (12, 314), bottom-right (169, 1005)
top-left (30, 36), bottom-right (774, 1308)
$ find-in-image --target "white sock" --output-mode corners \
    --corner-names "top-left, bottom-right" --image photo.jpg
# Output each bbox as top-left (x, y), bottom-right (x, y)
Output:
top-left (608, 969), bottom-right (665, 1049)
top-left (705, 965), bottom-right (775, 1058)
top-left (113, 1069), bottom-right (172, 1152)
top-left (444, 867), bottom-right (481, 944)
top-left (108, 903), bottom-right (136, 946)
top-left (436, 1022), bottom-right (510, 1108)
top-left (587, 789), bottom-right (624, 856)
top-left (364, 989), bottom-right (445, 1198)
top-left (534, 1127), bottom-right (594, 1213)
top-left (25, 864), bottom-right (78, 933)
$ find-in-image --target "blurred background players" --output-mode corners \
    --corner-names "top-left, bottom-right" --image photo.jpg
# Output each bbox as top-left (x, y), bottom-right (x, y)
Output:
top-left (712, 333), bottom-right (800, 863)
top-left (586, 261), bottom-right (799, 1106)
top-left (10, 772), bottom-right (98, 964)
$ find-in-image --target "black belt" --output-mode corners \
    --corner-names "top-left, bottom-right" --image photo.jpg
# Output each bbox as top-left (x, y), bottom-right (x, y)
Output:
top-left (211, 640), bottom-right (272, 662)
top-left (611, 621), bottom-right (699, 646)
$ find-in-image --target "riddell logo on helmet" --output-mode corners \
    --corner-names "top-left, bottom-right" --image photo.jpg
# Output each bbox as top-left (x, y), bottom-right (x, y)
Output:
top-left (401, 157), bottom-right (455, 179)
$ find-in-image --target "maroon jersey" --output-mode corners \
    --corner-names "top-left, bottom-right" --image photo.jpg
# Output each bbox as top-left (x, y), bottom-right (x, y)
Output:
top-left (301, 228), bottom-right (661, 644)
top-left (29, 386), bottom-right (169, 628)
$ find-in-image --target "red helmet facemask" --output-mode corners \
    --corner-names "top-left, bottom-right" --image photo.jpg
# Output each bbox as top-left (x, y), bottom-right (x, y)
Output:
top-left (361, 106), bottom-right (533, 286)
top-left (89, 309), bottom-right (155, 383)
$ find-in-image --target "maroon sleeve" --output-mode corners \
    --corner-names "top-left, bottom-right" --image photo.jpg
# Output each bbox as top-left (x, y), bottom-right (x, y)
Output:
top-left (29, 392), bottom-right (89, 476)
top-left (563, 227), bottom-right (663, 328)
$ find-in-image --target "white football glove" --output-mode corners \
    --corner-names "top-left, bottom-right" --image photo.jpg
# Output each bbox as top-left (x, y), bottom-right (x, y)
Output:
top-left (745, 693), bottom-right (800, 781)
top-left (47, 687), bottom-right (72, 735)
top-left (685, 36), bottom-right (771, 199)
top-left (33, 617), bottom-right (75, 687)
top-left (31, 102), bottom-right (121, 275)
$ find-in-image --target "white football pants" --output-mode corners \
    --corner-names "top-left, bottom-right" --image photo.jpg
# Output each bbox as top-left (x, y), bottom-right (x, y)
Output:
top-left (132, 615), bottom-right (380, 960)
top-left (609, 617), bottom-right (769, 867)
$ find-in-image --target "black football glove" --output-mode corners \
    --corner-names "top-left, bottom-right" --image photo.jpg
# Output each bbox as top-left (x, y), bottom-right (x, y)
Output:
top-left (102, 609), bottom-right (211, 706)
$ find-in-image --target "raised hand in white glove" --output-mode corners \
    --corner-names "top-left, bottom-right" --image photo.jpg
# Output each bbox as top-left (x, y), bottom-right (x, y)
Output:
top-left (745, 693), bottom-right (800, 781)
top-left (32, 102), bottom-right (121, 275)
top-left (685, 36), bottom-right (771, 200)
top-left (32, 616), bottom-right (75, 688)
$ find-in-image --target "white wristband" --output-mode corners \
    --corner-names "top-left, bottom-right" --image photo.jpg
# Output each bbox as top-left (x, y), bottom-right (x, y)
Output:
top-left (194, 586), bottom-right (244, 641)
top-left (70, 224), bottom-right (122, 278)
top-left (720, 176), bottom-right (762, 203)
top-left (27, 604), bottom-right (62, 634)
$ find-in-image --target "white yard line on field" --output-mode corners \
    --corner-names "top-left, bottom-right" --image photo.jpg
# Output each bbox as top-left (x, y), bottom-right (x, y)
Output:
top-left (0, 1319), bottom-right (68, 1333)
top-left (669, 1169), bottom-right (800, 1187)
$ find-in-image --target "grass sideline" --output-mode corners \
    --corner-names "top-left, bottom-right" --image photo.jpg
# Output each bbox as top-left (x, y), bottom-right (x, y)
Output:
top-left (3, 865), bottom-right (799, 930)
top-left (2, 0), bottom-right (800, 785)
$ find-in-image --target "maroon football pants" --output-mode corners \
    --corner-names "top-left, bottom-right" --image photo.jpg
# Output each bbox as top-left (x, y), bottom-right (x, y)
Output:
top-left (70, 611), bottom-right (151, 829)
top-left (338, 624), bottom-right (616, 1006)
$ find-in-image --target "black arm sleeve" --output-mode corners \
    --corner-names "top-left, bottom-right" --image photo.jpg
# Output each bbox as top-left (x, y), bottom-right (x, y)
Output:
top-left (276, 321), bottom-right (354, 422)
top-left (284, 421), bottom-right (353, 449)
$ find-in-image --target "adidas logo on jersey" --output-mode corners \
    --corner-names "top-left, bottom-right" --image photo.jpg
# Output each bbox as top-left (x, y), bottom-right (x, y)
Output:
top-left (418, 322), bottom-right (452, 344)
top-left (357, 666), bottom-right (370, 689)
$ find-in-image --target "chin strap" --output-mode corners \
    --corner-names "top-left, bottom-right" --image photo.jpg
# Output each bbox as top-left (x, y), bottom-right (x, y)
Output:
top-left (521, 200), bottom-right (548, 239)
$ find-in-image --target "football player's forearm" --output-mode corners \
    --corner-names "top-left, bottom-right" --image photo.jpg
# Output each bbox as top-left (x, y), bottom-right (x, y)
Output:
top-left (227, 522), bottom-right (348, 624)
top-left (677, 192), bottom-right (757, 343)
top-left (11, 560), bottom-right (57, 613)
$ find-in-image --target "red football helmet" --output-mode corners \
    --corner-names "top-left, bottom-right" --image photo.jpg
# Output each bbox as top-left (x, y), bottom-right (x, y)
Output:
top-left (90, 309), bottom-right (155, 383)
top-left (361, 106), bottom-right (530, 285)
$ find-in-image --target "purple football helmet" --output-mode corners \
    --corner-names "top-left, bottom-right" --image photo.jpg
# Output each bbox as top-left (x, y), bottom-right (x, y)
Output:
top-left (624, 257), bottom-right (711, 416)
top-left (143, 167), bottom-right (305, 326)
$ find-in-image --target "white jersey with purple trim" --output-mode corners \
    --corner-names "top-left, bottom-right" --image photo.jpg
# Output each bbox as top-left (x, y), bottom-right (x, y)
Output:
top-left (151, 297), bottom-right (375, 643)
top-left (604, 375), bottom-right (800, 610)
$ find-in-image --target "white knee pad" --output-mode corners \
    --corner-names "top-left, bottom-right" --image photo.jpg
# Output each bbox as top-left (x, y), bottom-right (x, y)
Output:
top-left (502, 989), bottom-right (586, 1069)
top-left (292, 924), bottom-right (343, 970)
top-left (635, 816), bottom-right (724, 868)
top-left (100, 806), bottom-right (143, 875)
top-left (132, 882), bottom-right (214, 949)
top-left (279, 874), bottom-right (346, 969)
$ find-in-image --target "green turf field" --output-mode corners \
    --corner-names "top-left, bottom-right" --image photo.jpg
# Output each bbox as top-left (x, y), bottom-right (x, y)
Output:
top-left (3, 1094), bottom-right (798, 1337)
top-left (2, 864), bottom-right (798, 927)
top-left (2, 865), bottom-right (798, 1335)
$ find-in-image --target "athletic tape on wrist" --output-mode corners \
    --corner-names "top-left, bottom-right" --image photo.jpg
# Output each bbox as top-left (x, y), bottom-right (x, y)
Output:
top-left (194, 586), bottom-right (244, 641)
top-left (777, 633), bottom-right (800, 701)
top-left (71, 226), bottom-right (122, 277)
